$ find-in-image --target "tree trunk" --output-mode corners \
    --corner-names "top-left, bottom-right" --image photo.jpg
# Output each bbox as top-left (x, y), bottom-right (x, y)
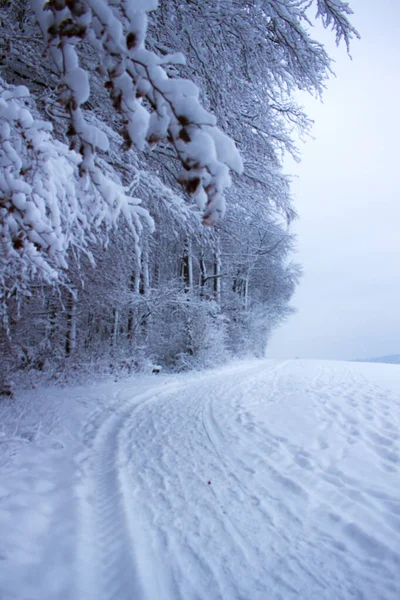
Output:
top-left (65, 289), bottom-right (77, 357)
top-left (199, 252), bottom-right (207, 298)
top-left (213, 244), bottom-right (221, 304)
top-left (112, 308), bottom-right (119, 347)
top-left (181, 237), bottom-right (193, 293)
top-left (244, 273), bottom-right (249, 311)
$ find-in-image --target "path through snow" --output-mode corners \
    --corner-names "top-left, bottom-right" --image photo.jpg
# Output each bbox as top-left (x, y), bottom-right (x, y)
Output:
top-left (1, 360), bottom-right (400, 599)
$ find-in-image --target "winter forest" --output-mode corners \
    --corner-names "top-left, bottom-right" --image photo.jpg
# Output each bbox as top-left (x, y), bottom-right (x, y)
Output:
top-left (0, 0), bottom-right (358, 384)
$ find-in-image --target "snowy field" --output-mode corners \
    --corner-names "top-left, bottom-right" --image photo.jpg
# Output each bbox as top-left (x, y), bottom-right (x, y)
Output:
top-left (0, 359), bottom-right (400, 600)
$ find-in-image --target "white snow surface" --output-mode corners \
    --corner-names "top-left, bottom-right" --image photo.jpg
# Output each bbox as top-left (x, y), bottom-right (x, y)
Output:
top-left (1, 359), bottom-right (400, 599)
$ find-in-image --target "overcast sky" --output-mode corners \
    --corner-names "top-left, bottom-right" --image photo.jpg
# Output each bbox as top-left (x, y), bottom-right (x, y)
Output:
top-left (267, 0), bottom-right (400, 361)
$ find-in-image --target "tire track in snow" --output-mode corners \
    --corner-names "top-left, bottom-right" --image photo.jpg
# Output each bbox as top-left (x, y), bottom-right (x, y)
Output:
top-left (76, 404), bottom-right (142, 599)
top-left (74, 367), bottom-right (258, 600)
top-left (116, 362), bottom-right (291, 600)
top-left (75, 380), bottom-right (189, 600)
top-left (74, 360), bottom-right (400, 600)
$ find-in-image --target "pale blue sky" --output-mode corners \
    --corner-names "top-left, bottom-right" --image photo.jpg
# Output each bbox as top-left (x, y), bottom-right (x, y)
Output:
top-left (268, 0), bottom-right (400, 360)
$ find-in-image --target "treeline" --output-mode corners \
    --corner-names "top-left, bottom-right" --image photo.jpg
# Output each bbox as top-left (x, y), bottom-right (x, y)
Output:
top-left (0, 0), bottom-right (356, 383)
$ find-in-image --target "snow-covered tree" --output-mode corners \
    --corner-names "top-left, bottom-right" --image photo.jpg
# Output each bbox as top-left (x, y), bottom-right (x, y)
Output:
top-left (32, 0), bottom-right (243, 224)
top-left (0, 0), bottom-right (357, 379)
top-left (0, 79), bottom-right (149, 300)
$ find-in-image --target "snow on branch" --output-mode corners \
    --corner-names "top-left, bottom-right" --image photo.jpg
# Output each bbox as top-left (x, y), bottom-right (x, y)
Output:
top-left (31, 0), bottom-right (243, 225)
top-left (0, 78), bottom-right (151, 301)
top-left (315, 0), bottom-right (360, 50)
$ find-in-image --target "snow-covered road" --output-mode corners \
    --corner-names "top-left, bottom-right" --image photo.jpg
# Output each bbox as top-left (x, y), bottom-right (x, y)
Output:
top-left (1, 360), bottom-right (400, 599)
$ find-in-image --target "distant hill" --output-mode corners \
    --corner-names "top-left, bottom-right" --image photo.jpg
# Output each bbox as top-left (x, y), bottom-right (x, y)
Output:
top-left (355, 354), bottom-right (400, 365)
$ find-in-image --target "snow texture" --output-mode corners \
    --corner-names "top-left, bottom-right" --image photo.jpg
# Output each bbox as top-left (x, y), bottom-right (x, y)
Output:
top-left (1, 359), bottom-right (400, 599)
